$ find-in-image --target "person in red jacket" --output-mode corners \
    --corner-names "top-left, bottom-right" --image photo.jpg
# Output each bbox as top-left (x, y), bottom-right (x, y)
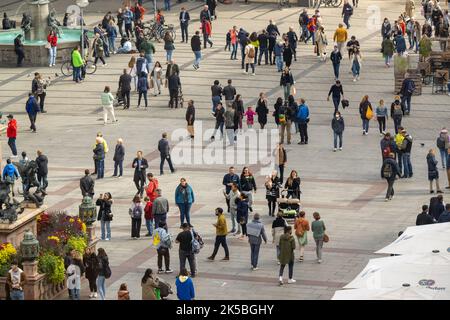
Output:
top-left (201, 17), bottom-right (213, 49)
top-left (47, 30), bottom-right (58, 67)
top-left (144, 196), bottom-right (154, 236)
top-left (145, 173), bottom-right (159, 201)
top-left (6, 114), bottom-right (17, 156)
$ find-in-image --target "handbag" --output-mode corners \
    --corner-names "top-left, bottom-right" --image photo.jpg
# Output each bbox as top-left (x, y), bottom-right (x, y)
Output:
top-left (365, 105), bottom-right (373, 120)
top-left (341, 99), bottom-right (349, 109)
top-left (45, 42), bottom-right (51, 49)
top-left (323, 234), bottom-right (329, 243)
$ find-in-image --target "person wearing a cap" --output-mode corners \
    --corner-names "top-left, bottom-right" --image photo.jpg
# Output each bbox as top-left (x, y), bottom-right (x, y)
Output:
top-left (401, 129), bottom-right (414, 178)
top-left (6, 114), bottom-right (17, 156)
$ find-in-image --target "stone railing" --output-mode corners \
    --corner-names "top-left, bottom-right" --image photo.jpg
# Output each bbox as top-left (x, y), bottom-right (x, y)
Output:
top-left (0, 274), bottom-right (66, 300)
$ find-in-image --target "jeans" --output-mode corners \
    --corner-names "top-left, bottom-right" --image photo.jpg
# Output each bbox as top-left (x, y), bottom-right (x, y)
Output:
top-left (305, 30), bottom-right (315, 44)
top-left (160, 154), bottom-right (175, 174)
top-left (226, 128), bottom-right (235, 145)
top-left (131, 218), bottom-right (142, 238)
top-left (100, 219), bottom-right (111, 239)
top-left (10, 289), bottom-right (24, 300)
top-left (70, 288), bottom-right (80, 300)
top-left (28, 113), bottom-right (37, 131)
top-left (48, 46), bottom-right (57, 65)
top-left (158, 247), bottom-right (170, 270)
top-left (138, 90), bottom-right (148, 107)
top-left (164, 0), bottom-right (171, 11)
top-left (166, 50), bottom-right (173, 62)
top-left (362, 119), bottom-right (369, 133)
top-left (37, 173), bottom-right (48, 190)
top-left (384, 55), bottom-right (392, 65)
top-left (258, 47), bottom-right (268, 64)
top-left (315, 239), bottom-right (323, 260)
top-left (194, 50), bottom-right (201, 67)
top-left (279, 261), bottom-right (294, 279)
top-left (212, 121), bottom-right (224, 139)
top-left (211, 235), bottom-right (229, 258)
top-left (332, 96), bottom-right (340, 111)
top-left (113, 160), bottom-right (123, 176)
top-left (145, 54), bottom-right (153, 70)
top-left (393, 117), bottom-right (402, 134)
top-left (385, 178), bottom-right (395, 199)
top-left (245, 63), bottom-right (255, 73)
top-left (283, 85), bottom-right (291, 101)
top-left (402, 152), bottom-right (413, 177)
top-left (333, 132), bottom-right (343, 148)
top-left (231, 43), bottom-right (238, 59)
top-left (211, 95), bottom-right (221, 112)
top-left (240, 45), bottom-right (246, 68)
top-left (401, 95), bottom-right (412, 113)
top-left (230, 208), bottom-right (237, 231)
top-left (179, 250), bottom-right (196, 275)
top-left (299, 123), bottom-right (308, 143)
top-left (250, 243), bottom-right (261, 268)
top-left (343, 14), bottom-right (351, 28)
top-left (397, 152), bottom-right (403, 175)
top-left (275, 56), bottom-right (283, 71)
top-left (377, 116), bottom-right (386, 133)
top-left (73, 66), bottom-right (82, 82)
top-left (97, 276), bottom-right (106, 300)
top-left (108, 37), bottom-right (116, 53)
top-left (180, 23), bottom-right (188, 42)
top-left (177, 203), bottom-right (192, 225)
top-left (145, 219), bottom-right (153, 235)
top-left (96, 159), bottom-right (104, 179)
top-left (439, 149), bottom-right (447, 168)
top-left (352, 61), bottom-right (360, 77)
top-left (203, 34), bottom-right (213, 48)
top-left (332, 63), bottom-right (340, 79)
top-left (154, 213), bottom-right (167, 231)
top-left (8, 137), bottom-right (17, 156)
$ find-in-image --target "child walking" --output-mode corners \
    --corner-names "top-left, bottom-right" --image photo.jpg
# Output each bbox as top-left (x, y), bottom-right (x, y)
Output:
top-left (244, 106), bottom-right (257, 129)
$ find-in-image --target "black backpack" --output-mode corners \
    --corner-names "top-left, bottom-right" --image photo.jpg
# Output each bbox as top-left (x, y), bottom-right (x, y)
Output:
top-left (382, 162), bottom-right (393, 179)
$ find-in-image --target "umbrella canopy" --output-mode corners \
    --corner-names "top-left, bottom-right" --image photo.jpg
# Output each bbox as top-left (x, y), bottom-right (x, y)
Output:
top-left (344, 251), bottom-right (450, 289)
top-left (332, 286), bottom-right (450, 300)
top-left (376, 222), bottom-right (450, 255)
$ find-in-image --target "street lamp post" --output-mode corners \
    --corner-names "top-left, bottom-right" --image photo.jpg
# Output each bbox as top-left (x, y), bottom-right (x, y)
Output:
top-left (76, 0), bottom-right (89, 59)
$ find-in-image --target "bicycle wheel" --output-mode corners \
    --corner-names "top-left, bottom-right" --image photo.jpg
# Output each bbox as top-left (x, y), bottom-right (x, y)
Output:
top-left (60, 61), bottom-right (73, 77)
top-left (331, 0), bottom-right (342, 7)
top-left (85, 60), bottom-right (97, 74)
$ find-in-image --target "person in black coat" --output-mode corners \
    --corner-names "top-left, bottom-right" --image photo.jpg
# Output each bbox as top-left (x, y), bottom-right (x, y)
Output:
top-left (96, 193), bottom-right (113, 241)
top-left (80, 169), bottom-right (95, 198)
top-left (381, 153), bottom-right (402, 201)
top-left (132, 151), bottom-right (148, 198)
top-left (282, 43), bottom-right (293, 68)
top-left (206, 0), bottom-right (217, 20)
top-left (118, 69), bottom-right (132, 109)
top-left (179, 7), bottom-right (190, 43)
top-left (83, 247), bottom-right (99, 298)
top-left (14, 35), bottom-right (25, 67)
top-left (427, 149), bottom-right (443, 194)
top-left (257, 30), bottom-right (268, 65)
top-left (2, 13), bottom-right (11, 30)
top-left (429, 195), bottom-right (445, 221)
top-left (93, 138), bottom-right (105, 179)
top-left (416, 205), bottom-right (434, 226)
top-left (190, 31), bottom-right (202, 69)
top-left (256, 94), bottom-right (269, 129)
top-left (186, 100), bottom-right (196, 138)
top-left (158, 132), bottom-right (175, 175)
top-left (331, 111), bottom-right (345, 151)
top-left (168, 72), bottom-right (181, 108)
top-left (35, 150), bottom-right (48, 193)
top-left (113, 138), bottom-right (125, 177)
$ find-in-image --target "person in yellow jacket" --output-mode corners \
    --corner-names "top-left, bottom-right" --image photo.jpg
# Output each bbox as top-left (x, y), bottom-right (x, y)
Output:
top-left (92, 132), bottom-right (108, 175)
top-left (333, 23), bottom-right (348, 54)
top-left (395, 126), bottom-right (405, 176)
top-left (207, 207), bottom-right (230, 261)
top-left (71, 45), bottom-right (84, 83)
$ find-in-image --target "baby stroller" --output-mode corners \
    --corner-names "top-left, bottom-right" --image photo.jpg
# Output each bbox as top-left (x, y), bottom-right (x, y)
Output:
top-left (168, 85), bottom-right (184, 108)
top-left (113, 87), bottom-right (125, 107)
top-left (277, 190), bottom-right (301, 222)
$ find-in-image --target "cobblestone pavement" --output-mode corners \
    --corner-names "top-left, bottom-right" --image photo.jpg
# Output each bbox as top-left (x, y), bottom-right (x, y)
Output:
top-left (1, 0), bottom-right (449, 300)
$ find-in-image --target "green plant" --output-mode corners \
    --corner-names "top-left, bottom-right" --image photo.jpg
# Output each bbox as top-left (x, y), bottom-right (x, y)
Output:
top-left (66, 236), bottom-right (88, 255)
top-left (0, 242), bottom-right (17, 277)
top-left (38, 252), bottom-right (65, 284)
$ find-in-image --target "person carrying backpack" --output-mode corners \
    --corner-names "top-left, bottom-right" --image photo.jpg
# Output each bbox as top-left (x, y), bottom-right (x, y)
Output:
top-left (244, 40), bottom-right (256, 75)
top-left (390, 96), bottom-right (404, 134)
top-left (154, 221), bottom-right (173, 274)
top-left (381, 152), bottom-right (402, 201)
top-left (400, 74), bottom-right (415, 115)
top-left (436, 128), bottom-right (449, 169)
top-left (296, 98), bottom-right (309, 144)
top-left (400, 129), bottom-right (414, 178)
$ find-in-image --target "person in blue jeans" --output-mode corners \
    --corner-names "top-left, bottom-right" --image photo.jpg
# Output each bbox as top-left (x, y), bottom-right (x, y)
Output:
top-left (359, 95), bottom-right (372, 135)
top-left (274, 41), bottom-right (284, 72)
top-left (7, 261), bottom-right (26, 300)
top-left (175, 178), bottom-right (195, 227)
top-left (96, 193), bottom-right (113, 240)
top-left (93, 137), bottom-right (105, 179)
top-left (331, 111), bottom-right (345, 151)
top-left (246, 213), bottom-right (267, 271)
top-left (96, 248), bottom-right (110, 300)
top-left (327, 80), bottom-right (344, 112)
top-left (401, 129), bottom-right (414, 178)
top-left (164, 0), bottom-right (171, 11)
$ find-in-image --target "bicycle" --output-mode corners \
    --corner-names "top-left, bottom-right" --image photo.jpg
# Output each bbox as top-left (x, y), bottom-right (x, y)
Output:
top-left (315, 0), bottom-right (342, 8)
top-left (278, 0), bottom-right (291, 10)
top-left (60, 59), bottom-right (97, 77)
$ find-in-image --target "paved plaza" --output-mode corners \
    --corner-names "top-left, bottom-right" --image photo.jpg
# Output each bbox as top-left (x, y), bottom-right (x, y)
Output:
top-left (1, 0), bottom-right (449, 300)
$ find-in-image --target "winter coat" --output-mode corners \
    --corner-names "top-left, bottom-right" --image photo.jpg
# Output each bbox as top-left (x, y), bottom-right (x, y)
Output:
top-left (80, 175), bottom-right (94, 197)
top-left (93, 143), bottom-right (105, 161)
top-left (382, 38), bottom-right (395, 57)
top-left (280, 72), bottom-right (294, 86)
top-left (96, 198), bottom-right (113, 221)
top-left (137, 76), bottom-right (149, 92)
top-left (394, 34), bottom-right (406, 53)
top-left (119, 73), bottom-right (132, 92)
top-left (359, 100), bottom-right (372, 120)
top-left (142, 276), bottom-right (159, 300)
top-left (427, 153), bottom-right (439, 181)
top-left (25, 96), bottom-right (40, 116)
top-left (35, 154), bottom-right (48, 176)
top-left (176, 276), bottom-right (195, 300)
top-left (256, 100), bottom-right (269, 124)
top-left (191, 34), bottom-right (201, 52)
top-left (83, 253), bottom-right (99, 279)
top-left (236, 198), bottom-right (249, 224)
top-left (7, 119), bottom-right (17, 138)
top-left (175, 184), bottom-right (195, 204)
top-left (113, 144), bottom-right (125, 162)
top-left (278, 234), bottom-right (296, 265)
top-left (331, 116), bottom-right (345, 134)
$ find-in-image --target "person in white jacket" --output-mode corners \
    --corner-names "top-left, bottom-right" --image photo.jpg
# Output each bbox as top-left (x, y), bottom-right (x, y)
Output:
top-left (67, 252), bottom-right (85, 300)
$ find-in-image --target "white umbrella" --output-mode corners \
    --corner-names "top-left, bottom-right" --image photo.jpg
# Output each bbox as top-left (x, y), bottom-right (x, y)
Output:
top-left (332, 286), bottom-right (450, 300)
top-left (344, 251), bottom-right (450, 289)
top-left (376, 222), bottom-right (450, 255)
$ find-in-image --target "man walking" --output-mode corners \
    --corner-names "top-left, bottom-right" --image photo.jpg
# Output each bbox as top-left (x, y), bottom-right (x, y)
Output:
top-left (381, 152), bottom-right (402, 201)
top-left (132, 151), bottom-right (148, 197)
top-left (222, 79), bottom-right (236, 108)
top-left (247, 213), bottom-right (267, 271)
top-left (207, 208), bottom-right (230, 261)
top-left (400, 129), bottom-right (413, 178)
top-left (152, 189), bottom-right (169, 229)
top-left (333, 23), bottom-right (348, 54)
top-left (168, 71), bottom-right (181, 109)
top-left (191, 31), bottom-right (202, 70)
top-left (6, 114), bottom-right (18, 157)
top-left (119, 69), bottom-right (132, 109)
top-left (25, 93), bottom-right (40, 132)
top-left (80, 169), bottom-right (95, 198)
top-left (342, 0), bottom-right (353, 29)
top-left (35, 150), bottom-right (48, 193)
top-left (257, 30), bottom-right (269, 65)
top-left (179, 7), bottom-right (190, 43)
top-left (400, 74), bottom-right (415, 115)
top-left (330, 45), bottom-right (342, 79)
top-left (296, 99), bottom-right (310, 145)
top-left (158, 132), bottom-right (175, 175)
top-left (186, 100), bottom-right (195, 139)
top-left (327, 80), bottom-right (344, 112)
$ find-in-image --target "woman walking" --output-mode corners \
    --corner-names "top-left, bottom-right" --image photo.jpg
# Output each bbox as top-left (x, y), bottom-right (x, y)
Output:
top-left (137, 72), bottom-right (149, 108)
top-left (273, 97), bottom-right (284, 128)
top-left (141, 268), bottom-right (160, 300)
top-left (128, 56), bottom-right (138, 92)
top-left (381, 35), bottom-right (394, 67)
top-left (97, 248), bottom-right (110, 300)
top-left (351, 49), bottom-right (362, 81)
top-left (66, 251), bottom-right (85, 300)
top-left (244, 39), bottom-right (256, 75)
top-left (278, 226), bottom-right (296, 285)
top-left (96, 193), bottom-right (113, 241)
top-left (240, 167), bottom-right (257, 211)
top-left (390, 96), bottom-right (403, 134)
top-left (249, 32), bottom-right (259, 65)
top-left (331, 111), bottom-right (345, 151)
top-left (294, 211), bottom-right (309, 262)
top-left (175, 178), bottom-right (195, 227)
top-left (282, 42), bottom-right (293, 68)
top-left (236, 193), bottom-right (249, 240)
top-left (150, 61), bottom-right (163, 96)
top-left (100, 86), bottom-right (117, 124)
top-left (359, 95), bottom-right (372, 135)
top-left (47, 30), bottom-right (58, 67)
top-left (280, 67), bottom-right (294, 101)
top-left (201, 17), bottom-right (213, 48)
top-left (83, 247), bottom-right (99, 299)
top-left (163, 31), bottom-right (175, 63)
top-left (427, 149), bottom-right (443, 194)
top-left (265, 171), bottom-right (281, 217)
top-left (284, 170), bottom-right (301, 199)
top-left (315, 26), bottom-right (328, 61)
top-left (113, 138), bottom-right (125, 178)
top-left (130, 195), bottom-right (144, 239)
top-left (311, 212), bottom-right (326, 263)
top-left (376, 99), bottom-right (388, 135)
top-left (93, 33), bottom-right (107, 66)
top-left (233, 94), bottom-right (245, 131)
top-left (229, 26), bottom-right (238, 60)
top-left (272, 212), bottom-right (287, 264)
top-left (256, 92), bottom-right (269, 129)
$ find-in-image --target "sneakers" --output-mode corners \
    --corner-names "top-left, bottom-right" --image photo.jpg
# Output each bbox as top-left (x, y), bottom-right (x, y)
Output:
top-left (243, 70), bottom-right (247, 74)
top-left (165, 269), bottom-right (173, 274)
top-left (339, 147), bottom-right (343, 151)
top-left (105, 238), bottom-right (110, 241)
top-left (193, 64), bottom-right (198, 70)
top-left (157, 269), bottom-right (164, 274)
top-left (317, 259), bottom-right (322, 264)
top-left (89, 293), bottom-right (94, 298)
top-left (251, 73), bottom-right (255, 76)
top-left (252, 267), bottom-right (259, 271)
top-left (93, 292), bottom-right (98, 298)
top-left (279, 276), bottom-right (283, 285)
top-left (299, 256), bottom-right (304, 262)
top-left (333, 148), bottom-right (337, 152)
top-left (288, 279), bottom-right (297, 284)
